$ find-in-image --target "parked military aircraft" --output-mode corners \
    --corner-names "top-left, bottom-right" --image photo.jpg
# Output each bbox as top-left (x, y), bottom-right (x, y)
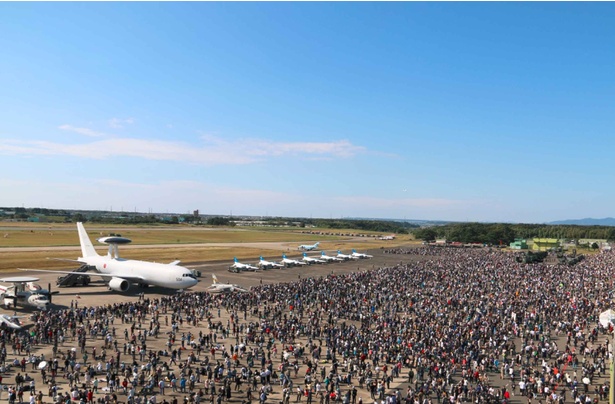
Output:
top-left (351, 249), bottom-right (373, 259)
top-left (0, 277), bottom-right (56, 310)
top-left (206, 275), bottom-right (248, 294)
top-left (280, 254), bottom-right (307, 268)
top-left (228, 257), bottom-right (258, 272)
top-left (21, 222), bottom-right (198, 292)
top-left (336, 250), bottom-right (356, 261)
top-left (302, 253), bottom-right (326, 265)
top-left (298, 242), bottom-right (320, 251)
top-left (258, 256), bottom-right (284, 270)
top-left (320, 251), bottom-right (343, 262)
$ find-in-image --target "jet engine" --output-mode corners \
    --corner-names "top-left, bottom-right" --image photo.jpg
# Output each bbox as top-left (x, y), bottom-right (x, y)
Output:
top-left (108, 277), bottom-right (130, 292)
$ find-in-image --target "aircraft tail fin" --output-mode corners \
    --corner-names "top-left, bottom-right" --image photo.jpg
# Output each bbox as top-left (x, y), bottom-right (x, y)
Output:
top-left (77, 222), bottom-right (98, 258)
top-left (352, 249), bottom-right (357, 253)
top-left (234, 257), bottom-right (239, 263)
top-left (260, 256), bottom-right (264, 261)
top-left (303, 253), bottom-right (307, 257)
top-left (212, 274), bottom-right (219, 284)
top-left (315, 242), bottom-right (319, 247)
top-left (283, 254), bottom-right (287, 259)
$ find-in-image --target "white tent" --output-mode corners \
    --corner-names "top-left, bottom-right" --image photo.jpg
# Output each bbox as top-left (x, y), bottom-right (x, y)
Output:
top-left (599, 309), bottom-right (615, 328)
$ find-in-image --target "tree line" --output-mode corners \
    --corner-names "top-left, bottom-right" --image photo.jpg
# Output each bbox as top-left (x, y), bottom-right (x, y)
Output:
top-left (301, 219), bottom-right (418, 234)
top-left (413, 222), bottom-right (615, 244)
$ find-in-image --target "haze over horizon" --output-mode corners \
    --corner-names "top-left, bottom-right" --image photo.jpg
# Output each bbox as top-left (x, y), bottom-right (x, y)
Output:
top-left (1, 3), bottom-right (613, 223)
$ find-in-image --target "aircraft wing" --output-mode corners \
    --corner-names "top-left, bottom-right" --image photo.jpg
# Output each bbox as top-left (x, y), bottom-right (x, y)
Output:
top-left (0, 315), bottom-right (22, 329)
top-left (18, 268), bottom-right (146, 282)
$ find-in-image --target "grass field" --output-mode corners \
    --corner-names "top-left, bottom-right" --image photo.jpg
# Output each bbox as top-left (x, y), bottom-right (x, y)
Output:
top-left (0, 224), bottom-right (343, 247)
top-left (0, 222), bottom-right (413, 272)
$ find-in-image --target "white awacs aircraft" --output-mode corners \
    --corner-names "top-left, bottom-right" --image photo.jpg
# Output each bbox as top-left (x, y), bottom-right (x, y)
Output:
top-left (351, 249), bottom-right (373, 259)
top-left (302, 253), bottom-right (325, 265)
top-left (229, 257), bottom-right (258, 272)
top-left (320, 251), bottom-right (343, 262)
top-left (206, 275), bottom-right (248, 294)
top-left (21, 222), bottom-right (198, 292)
top-left (280, 254), bottom-right (307, 267)
top-left (258, 256), bottom-right (284, 269)
top-left (298, 242), bottom-right (320, 251)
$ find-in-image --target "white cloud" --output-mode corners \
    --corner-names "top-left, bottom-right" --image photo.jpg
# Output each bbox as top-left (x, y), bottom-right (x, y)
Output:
top-left (243, 139), bottom-right (364, 158)
top-left (109, 118), bottom-right (135, 129)
top-left (0, 132), bottom-right (366, 165)
top-left (58, 124), bottom-right (107, 137)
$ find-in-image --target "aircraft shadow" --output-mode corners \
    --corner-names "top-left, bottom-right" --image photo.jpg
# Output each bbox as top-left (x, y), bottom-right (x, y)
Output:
top-left (53, 286), bottom-right (180, 297)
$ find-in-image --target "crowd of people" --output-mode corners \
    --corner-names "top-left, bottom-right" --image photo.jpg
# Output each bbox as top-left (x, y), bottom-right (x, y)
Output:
top-left (0, 247), bottom-right (614, 404)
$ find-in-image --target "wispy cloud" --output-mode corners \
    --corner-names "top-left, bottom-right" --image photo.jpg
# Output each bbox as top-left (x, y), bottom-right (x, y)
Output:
top-left (108, 117), bottom-right (135, 129)
top-left (243, 139), bottom-right (364, 158)
top-left (58, 124), bottom-right (107, 137)
top-left (0, 131), bottom-right (366, 165)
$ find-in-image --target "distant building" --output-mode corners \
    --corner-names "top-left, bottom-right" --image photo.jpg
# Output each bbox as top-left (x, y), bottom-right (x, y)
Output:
top-left (532, 238), bottom-right (560, 252)
top-left (509, 239), bottom-right (528, 250)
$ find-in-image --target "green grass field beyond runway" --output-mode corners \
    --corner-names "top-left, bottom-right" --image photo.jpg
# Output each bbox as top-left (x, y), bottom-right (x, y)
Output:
top-left (0, 223), bottom-right (339, 247)
top-left (0, 222), bottom-right (412, 272)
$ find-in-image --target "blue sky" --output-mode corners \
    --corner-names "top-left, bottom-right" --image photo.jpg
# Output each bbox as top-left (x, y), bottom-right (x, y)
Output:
top-left (1, 3), bottom-right (614, 223)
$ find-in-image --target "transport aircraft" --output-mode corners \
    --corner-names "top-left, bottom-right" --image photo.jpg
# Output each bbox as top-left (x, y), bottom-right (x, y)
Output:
top-left (20, 222), bottom-right (198, 292)
top-left (302, 253), bottom-right (325, 265)
top-left (298, 242), bottom-right (320, 251)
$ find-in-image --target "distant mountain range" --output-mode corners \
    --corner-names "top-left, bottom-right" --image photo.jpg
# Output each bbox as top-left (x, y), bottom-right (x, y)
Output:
top-left (549, 217), bottom-right (615, 226)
